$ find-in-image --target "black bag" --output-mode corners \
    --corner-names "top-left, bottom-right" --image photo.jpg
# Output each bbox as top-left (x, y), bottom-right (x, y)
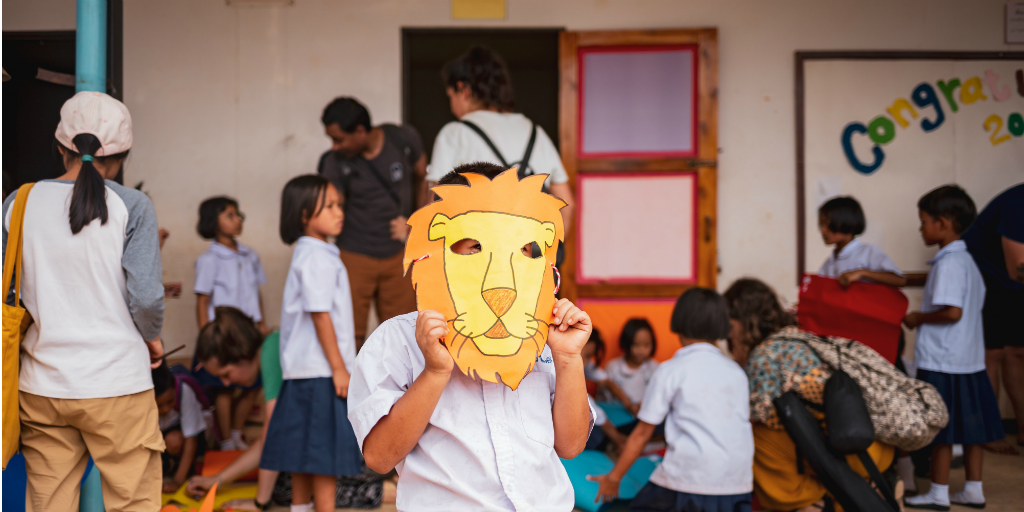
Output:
top-left (458, 119), bottom-right (546, 193)
top-left (824, 347), bottom-right (875, 454)
top-left (774, 391), bottom-right (896, 512)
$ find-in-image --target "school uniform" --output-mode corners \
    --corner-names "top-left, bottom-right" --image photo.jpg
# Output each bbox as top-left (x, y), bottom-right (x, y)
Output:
top-left (604, 356), bottom-right (659, 404)
top-left (194, 241), bottom-right (266, 322)
top-left (348, 312), bottom-right (597, 512)
top-left (260, 236), bottom-right (361, 477)
top-left (630, 343), bottom-right (753, 512)
top-left (159, 385), bottom-right (206, 439)
top-left (818, 238), bottom-right (903, 279)
top-left (914, 240), bottom-right (1004, 445)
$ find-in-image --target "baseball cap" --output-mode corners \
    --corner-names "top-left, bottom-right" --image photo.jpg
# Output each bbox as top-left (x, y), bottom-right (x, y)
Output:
top-left (55, 91), bottom-right (133, 156)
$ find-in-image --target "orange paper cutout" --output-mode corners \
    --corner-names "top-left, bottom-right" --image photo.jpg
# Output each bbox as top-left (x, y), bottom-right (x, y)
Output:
top-left (198, 482), bottom-right (218, 512)
top-left (405, 169), bottom-right (565, 389)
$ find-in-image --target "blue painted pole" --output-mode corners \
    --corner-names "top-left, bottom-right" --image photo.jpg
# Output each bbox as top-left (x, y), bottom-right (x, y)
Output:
top-left (76, 0), bottom-right (107, 93)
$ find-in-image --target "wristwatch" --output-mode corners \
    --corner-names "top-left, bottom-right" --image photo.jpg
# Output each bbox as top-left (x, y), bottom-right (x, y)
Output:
top-left (254, 498), bottom-right (272, 511)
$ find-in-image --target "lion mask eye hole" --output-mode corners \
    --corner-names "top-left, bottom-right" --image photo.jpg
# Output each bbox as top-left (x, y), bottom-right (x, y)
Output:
top-left (451, 238), bottom-right (482, 255)
top-left (522, 241), bottom-right (543, 259)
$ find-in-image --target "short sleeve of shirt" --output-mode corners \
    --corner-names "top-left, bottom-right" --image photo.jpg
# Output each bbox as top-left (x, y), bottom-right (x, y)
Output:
top-left (930, 257), bottom-right (968, 309)
top-left (636, 366), bottom-right (673, 426)
top-left (178, 385), bottom-right (207, 438)
top-left (868, 246), bottom-right (903, 276)
top-left (997, 192), bottom-right (1024, 244)
top-left (531, 125), bottom-right (568, 184)
top-left (427, 122), bottom-right (462, 182)
top-left (299, 250), bottom-right (338, 312)
top-left (399, 124), bottom-right (425, 163)
top-left (194, 253), bottom-right (216, 295)
top-left (584, 361), bottom-right (608, 382)
top-left (252, 252), bottom-right (267, 286)
top-left (261, 332), bottom-right (283, 401)
top-left (589, 396), bottom-right (608, 426)
top-left (347, 319), bottom-right (417, 450)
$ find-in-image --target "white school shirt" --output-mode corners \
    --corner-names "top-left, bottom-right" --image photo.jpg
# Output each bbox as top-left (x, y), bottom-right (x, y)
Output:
top-left (583, 360), bottom-right (608, 382)
top-left (589, 395), bottom-right (609, 426)
top-left (194, 241), bottom-right (267, 322)
top-left (348, 312), bottom-right (596, 512)
top-left (818, 239), bottom-right (903, 278)
top-left (604, 356), bottom-right (659, 404)
top-left (279, 237), bottom-right (357, 379)
top-left (158, 384), bottom-right (207, 438)
top-left (637, 343), bottom-right (753, 495)
top-left (914, 240), bottom-right (986, 374)
top-left (427, 111), bottom-right (570, 186)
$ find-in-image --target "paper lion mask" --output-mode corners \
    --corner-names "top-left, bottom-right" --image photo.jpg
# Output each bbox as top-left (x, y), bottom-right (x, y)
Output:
top-left (404, 169), bottom-right (566, 390)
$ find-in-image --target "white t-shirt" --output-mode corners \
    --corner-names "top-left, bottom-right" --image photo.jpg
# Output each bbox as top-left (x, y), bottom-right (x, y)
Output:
top-left (194, 241), bottom-right (267, 322)
top-left (3, 180), bottom-right (164, 399)
top-left (158, 384), bottom-right (207, 438)
top-left (604, 356), bottom-right (659, 404)
top-left (348, 312), bottom-right (595, 512)
top-left (428, 111), bottom-right (569, 186)
top-left (914, 240), bottom-right (986, 374)
top-left (818, 239), bottom-right (903, 279)
top-left (637, 343), bottom-right (753, 495)
top-left (279, 237), bottom-right (357, 379)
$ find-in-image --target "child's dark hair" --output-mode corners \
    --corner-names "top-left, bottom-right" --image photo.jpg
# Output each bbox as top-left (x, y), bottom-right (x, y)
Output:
top-left (280, 175), bottom-right (330, 244)
top-left (818, 196), bottom-right (865, 235)
top-left (917, 184), bottom-right (976, 235)
top-left (59, 135), bottom-right (129, 234)
top-left (152, 361), bottom-right (175, 397)
top-left (443, 46), bottom-right (515, 112)
top-left (586, 327), bottom-right (607, 363)
top-left (723, 278), bottom-right (796, 351)
top-left (195, 307), bottom-right (263, 366)
top-left (437, 162), bottom-right (507, 186)
top-left (321, 97), bottom-right (371, 133)
top-left (671, 287), bottom-right (731, 340)
top-left (196, 196), bottom-right (239, 240)
top-left (620, 318), bottom-right (656, 358)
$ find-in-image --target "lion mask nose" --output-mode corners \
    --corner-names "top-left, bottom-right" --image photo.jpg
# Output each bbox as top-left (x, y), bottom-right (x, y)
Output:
top-left (482, 287), bottom-right (516, 318)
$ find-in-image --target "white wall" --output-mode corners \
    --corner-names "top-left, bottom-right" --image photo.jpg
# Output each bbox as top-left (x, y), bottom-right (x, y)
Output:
top-left (4, 0), bottom-right (1015, 355)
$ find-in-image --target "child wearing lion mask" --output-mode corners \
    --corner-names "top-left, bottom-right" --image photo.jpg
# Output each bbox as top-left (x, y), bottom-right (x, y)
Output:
top-left (348, 163), bottom-right (596, 511)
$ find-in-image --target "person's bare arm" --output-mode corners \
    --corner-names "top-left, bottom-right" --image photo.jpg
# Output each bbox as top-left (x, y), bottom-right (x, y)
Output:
top-left (188, 398), bottom-right (277, 497)
top-left (599, 421), bottom-right (627, 451)
top-left (589, 421), bottom-right (657, 503)
top-left (904, 305), bottom-right (963, 328)
top-left (173, 436), bottom-right (199, 487)
top-left (311, 312), bottom-right (349, 397)
top-left (196, 294), bottom-right (211, 329)
top-left (548, 182), bottom-right (576, 235)
top-left (548, 299), bottom-right (593, 459)
top-left (361, 311), bottom-right (452, 473)
top-left (837, 269), bottom-right (908, 288)
top-left (257, 291), bottom-right (268, 335)
top-left (1004, 236), bottom-right (1024, 285)
top-left (601, 379), bottom-right (635, 412)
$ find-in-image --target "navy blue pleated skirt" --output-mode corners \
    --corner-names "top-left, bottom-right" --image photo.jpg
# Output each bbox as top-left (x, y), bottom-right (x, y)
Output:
top-left (917, 369), bottom-right (1005, 445)
top-left (259, 378), bottom-right (362, 476)
top-left (628, 483), bottom-right (752, 512)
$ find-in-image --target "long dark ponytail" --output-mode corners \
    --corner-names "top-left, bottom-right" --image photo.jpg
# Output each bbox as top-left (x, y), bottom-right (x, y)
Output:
top-left (66, 133), bottom-right (125, 234)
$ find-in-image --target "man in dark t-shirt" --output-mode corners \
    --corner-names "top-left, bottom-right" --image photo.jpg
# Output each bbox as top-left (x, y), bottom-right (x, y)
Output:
top-left (963, 182), bottom-right (1024, 454)
top-left (318, 97), bottom-right (427, 349)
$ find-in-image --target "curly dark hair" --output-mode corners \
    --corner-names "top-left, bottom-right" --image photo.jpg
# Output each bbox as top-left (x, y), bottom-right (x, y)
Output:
top-left (443, 46), bottom-right (515, 112)
top-left (723, 278), bottom-right (796, 352)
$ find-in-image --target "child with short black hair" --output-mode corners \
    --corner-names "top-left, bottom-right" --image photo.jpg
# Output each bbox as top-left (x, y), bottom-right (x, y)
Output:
top-left (904, 185), bottom-right (1005, 510)
top-left (153, 361), bottom-right (208, 493)
top-left (818, 196), bottom-right (906, 287)
top-left (262, 175), bottom-right (361, 512)
top-left (604, 318), bottom-right (659, 415)
top-left (194, 195), bottom-right (267, 450)
top-left (591, 288), bottom-right (754, 511)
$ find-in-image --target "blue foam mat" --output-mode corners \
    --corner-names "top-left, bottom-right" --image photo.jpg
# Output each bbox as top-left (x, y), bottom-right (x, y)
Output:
top-left (561, 450), bottom-right (661, 512)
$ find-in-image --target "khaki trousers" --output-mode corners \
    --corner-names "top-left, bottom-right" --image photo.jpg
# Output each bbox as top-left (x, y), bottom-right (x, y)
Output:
top-left (339, 249), bottom-right (417, 345)
top-left (20, 390), bottom-right (165, 512)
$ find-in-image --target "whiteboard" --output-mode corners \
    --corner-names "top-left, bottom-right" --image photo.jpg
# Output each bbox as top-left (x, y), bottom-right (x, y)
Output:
top-left (801, 57), bottom-right (1024, 276)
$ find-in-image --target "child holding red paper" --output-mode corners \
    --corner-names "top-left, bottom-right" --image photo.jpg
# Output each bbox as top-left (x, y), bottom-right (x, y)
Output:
top-left (818, 196), bottom-right (907, 288)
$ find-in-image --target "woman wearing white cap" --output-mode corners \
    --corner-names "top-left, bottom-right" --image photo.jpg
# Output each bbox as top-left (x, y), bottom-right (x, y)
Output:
top-left (2, 91), bottom-right (166, 511)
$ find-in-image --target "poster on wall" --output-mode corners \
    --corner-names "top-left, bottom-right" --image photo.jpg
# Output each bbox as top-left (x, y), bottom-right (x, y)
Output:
top-left (797, 52), bottom-right (1024, 281)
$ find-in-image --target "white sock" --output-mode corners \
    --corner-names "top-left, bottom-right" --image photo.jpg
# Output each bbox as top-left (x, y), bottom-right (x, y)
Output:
top-left (219, 437), bottom-right (236, 450)
top-left (896, 455), bottom-right (916, 491)
top-left (952, 481), bottom-right (985, 504)
top-left (231, 429), bottom-right (248, 449)
top-left (906, 482), bottom-right (949, 506)
top-left (290, 504), bottom-right (314, 512)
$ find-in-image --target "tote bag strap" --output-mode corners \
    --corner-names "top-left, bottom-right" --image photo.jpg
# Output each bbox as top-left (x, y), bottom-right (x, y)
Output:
top-left (3, 183), bottom-right (35, 306)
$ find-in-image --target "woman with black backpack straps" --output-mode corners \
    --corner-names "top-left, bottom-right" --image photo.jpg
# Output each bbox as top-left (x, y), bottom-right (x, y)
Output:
top-left (2, 92), bottom-right (166, 511)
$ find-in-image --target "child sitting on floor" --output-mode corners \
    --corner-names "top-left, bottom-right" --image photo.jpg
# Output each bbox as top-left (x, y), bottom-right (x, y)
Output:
top-left (903, 185), bottom-right (1005, 511)
top-left (583, 328), bottom-right (634, 417)
top-left (153, 362), bottom-right (209, 493)
top-left (604, 318), bottom-right (659, 415)
top-left (591, 288), bottom-right (754, 512)
top-left (818, 196), bottom-right (907, 288)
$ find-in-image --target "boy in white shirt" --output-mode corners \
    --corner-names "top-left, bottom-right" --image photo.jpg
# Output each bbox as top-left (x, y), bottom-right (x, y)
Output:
top-left (348, 163), bottom-right (594, 511)
top-left (591, 288), bottom-right (754, 512)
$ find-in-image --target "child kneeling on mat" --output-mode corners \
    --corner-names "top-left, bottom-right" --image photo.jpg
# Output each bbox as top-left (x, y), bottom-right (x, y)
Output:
top-left (591, 288), bottom-right (754, 512)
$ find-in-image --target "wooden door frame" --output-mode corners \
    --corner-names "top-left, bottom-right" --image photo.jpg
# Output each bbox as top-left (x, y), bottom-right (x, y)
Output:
top-left (558, 28), bottom-right (719, 301)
